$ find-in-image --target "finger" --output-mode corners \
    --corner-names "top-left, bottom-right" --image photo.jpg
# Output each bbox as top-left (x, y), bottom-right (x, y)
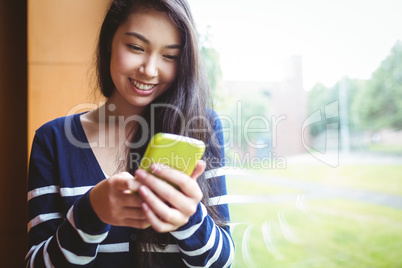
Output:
top-left (139, 185), bottom-right (186, 226)
top-left (147, 164), bottom-right (201, 198)
top-left (136, 169), bottom-right (199, 215)
top-left (136, 167), bottom-right (178, 192)
top-left (135, 167), bottom-right (183, 196)
top-left (142, 202), bottom-right (175, 233)
top-left (190, 160), bottom-right (206, 180)
top-left (118, 193), bottom-right (144, 208)
top-left (120, 207), bottom-right (148, 220)
top-left (111, 172), bottom-right (141, 193)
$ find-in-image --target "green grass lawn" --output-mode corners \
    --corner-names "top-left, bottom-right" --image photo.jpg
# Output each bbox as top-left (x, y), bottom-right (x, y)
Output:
top-left (227, 165), bottom-right (402, 267)
top-left (227, 176), bottom-right (301, 195)
top-left (229, 201), bottom-right (402, 268)
top-left (367, 144), bottom-right (402, 154)
top-left (256, 164), bottom-right (402, 195)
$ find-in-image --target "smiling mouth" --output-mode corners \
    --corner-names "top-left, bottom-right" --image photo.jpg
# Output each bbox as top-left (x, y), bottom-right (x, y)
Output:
top-left (129, 78), bottom-right (157, 91)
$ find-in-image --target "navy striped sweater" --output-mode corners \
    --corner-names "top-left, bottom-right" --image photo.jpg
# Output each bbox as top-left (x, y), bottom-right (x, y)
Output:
top-left (26, 112), bottom-right (234, 267)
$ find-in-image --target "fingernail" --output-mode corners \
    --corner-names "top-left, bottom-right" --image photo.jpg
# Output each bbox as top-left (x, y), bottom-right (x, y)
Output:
top-left (135, 169), bottom-right (146, 179)
top-left (142, 202), bottom-right (149, 211)
top-left (150, 163), bottom-right (158, 173)
top-left (139, 185), bottom-right (149, 196)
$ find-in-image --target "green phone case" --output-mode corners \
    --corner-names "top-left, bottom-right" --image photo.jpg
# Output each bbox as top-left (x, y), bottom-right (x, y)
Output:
top-left (139, 133), bottom-right (206, 176)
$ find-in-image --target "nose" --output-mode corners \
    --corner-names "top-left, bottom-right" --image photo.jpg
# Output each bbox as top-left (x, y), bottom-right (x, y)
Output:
top-left (139, 54), bottom-right (158, 78)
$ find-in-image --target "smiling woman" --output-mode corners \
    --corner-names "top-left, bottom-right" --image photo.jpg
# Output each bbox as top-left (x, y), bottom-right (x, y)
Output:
top-left (108, 7), bottom-right (181, 110)
top-left (26, 0), bottom-right (234, 267)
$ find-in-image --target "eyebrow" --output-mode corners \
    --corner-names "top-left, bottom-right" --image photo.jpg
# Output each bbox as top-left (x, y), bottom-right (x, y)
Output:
top-left (125, 32), bottom-right (182, 49)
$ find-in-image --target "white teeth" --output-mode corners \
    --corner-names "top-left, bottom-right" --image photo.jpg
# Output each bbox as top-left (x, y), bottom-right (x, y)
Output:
top-left (130, 79), bottom-right (155, 91)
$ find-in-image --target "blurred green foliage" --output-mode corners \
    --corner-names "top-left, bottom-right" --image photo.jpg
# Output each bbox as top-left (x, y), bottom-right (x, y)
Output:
top-left (308, 40), bottom-right (402, 135)
top-left (223, 94), bottom-right (271, 154)
top-left (354, 40), bottom-right (402, 130)
top-left (201, 46), bottom-right (222, 96)
top-left (199, 26), bottom-right (224, 105)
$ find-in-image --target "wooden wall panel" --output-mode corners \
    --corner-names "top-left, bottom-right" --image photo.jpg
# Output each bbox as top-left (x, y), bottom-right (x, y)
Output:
top-left (28, 1), bottom-right (105, 63)
top-left (17, 0), bottom-right (109, 264)
top-left (28, 65), bottom-right (94, 135)
top-left (28, 0), bottom-right (109, 146)
top-left (0, 0), bottom-right (110, 265)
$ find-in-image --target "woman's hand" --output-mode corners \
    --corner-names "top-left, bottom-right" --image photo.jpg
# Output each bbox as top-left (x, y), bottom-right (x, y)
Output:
top-left (89, 171), bottom-right (151, 229)
top-left (135, 161), bottom-right (206, 233)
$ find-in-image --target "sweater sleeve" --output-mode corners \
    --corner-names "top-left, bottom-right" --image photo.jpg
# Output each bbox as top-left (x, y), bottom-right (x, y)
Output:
top-left (169, 112), bottom-right (235, 267)
top-left (26, 133), bottom-right (110, 267)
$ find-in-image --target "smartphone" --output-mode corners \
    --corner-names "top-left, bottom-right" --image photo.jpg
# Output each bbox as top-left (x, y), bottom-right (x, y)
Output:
top-left (138, 133), bottom-right (206, 186)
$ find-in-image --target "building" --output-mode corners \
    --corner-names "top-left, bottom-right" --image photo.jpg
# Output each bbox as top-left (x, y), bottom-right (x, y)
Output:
top-left (223, 55), bottom-right (308, 158)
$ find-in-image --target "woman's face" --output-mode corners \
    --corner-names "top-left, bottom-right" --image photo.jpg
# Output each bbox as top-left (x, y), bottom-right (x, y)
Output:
top-left (109, 7), bottom-right (181, 110)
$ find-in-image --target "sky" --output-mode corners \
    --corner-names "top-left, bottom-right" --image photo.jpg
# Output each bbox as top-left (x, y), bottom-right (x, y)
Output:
top-left (187, 0), bottom-right (402, 90)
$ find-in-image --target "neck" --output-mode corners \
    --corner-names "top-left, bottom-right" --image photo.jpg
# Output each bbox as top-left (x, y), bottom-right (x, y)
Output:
top-left (105, 93), bottom-right (145, 120)
top-left (91, 101), bottom-right (144, 144)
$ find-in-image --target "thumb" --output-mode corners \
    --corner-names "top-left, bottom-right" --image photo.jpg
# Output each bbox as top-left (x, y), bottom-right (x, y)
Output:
top-left (112, 171), bottom-right (140, 193)
top-left (190, 160), bottom-right (206, 180)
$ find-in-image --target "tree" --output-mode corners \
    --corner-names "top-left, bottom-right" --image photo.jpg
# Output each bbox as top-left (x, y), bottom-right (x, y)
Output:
top-left (353, 40), bottom-right (402, 130)
top-left (201, 46), bottom-right (222, 95)
top-left (307, 82), bottom-right (338, 136)
top-left (199, 25), bottom-right (223, 105)
top-left (309, 40), bottom-right (402, 134)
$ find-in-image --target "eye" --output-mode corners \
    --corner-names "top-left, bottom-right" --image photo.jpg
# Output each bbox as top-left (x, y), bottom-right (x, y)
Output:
top-left (163, 55), bottom-right (179, 60)
top-left (127, 44), bottom-right (144, 52)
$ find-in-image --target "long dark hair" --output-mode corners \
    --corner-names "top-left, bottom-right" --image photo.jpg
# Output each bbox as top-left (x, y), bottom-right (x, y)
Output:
top-left (96, 0), bottom-right (225, 266)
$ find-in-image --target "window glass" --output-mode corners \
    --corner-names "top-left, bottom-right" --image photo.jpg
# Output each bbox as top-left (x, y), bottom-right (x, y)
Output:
top-left (188, 0), bottom-right (402, 267)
